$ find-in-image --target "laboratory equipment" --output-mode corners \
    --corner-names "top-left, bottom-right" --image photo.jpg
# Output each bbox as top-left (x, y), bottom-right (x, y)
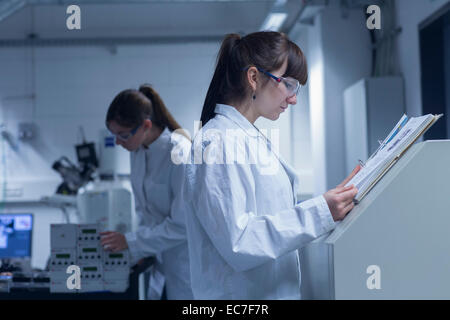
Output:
top-left (0, 213), bottom-right (33, 273)
top-left (76, 129), bottom-right (134, 232)
top-left (52, 140), bottom-right (98, 195)
top-left (49, 223), bottom-right (130, 293)
top-left (98, 129), bottom-right (130, 178)
top-left (77, 180), bottom-right (134, 233)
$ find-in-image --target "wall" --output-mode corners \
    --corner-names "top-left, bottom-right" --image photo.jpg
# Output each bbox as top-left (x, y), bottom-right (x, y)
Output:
top-left (396, 0), bottom-right (450, 116)
top-left (445, 16), bottom-right (450, 137)
top-left (293, 0), bottom-right (450, 196)
top-left (290, 27), bottom-right (314, 197)
top-left (308, 7), bottom-right (372, 195)
top-left (0, 40), bottom-right (302, 269)
top-left (0, 42), bottom-right (220, 197)
top-left (0, 42), bottom-right (220, 269)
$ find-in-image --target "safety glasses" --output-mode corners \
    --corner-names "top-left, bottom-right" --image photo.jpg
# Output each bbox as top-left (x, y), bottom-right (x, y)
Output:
top-left (109, 123), bottom-right (141, 142)
top-left (256, 67), bottom-right (300, 98)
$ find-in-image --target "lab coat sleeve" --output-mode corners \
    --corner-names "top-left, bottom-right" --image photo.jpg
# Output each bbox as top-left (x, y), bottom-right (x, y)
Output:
top-left (186, 159), bottom-right (336, 273)
top-left (125, 164), bottom-right (187, 265)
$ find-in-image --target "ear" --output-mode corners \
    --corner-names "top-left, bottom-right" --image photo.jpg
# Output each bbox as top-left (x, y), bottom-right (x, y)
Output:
top-left (246, 66), bottom-right (259, 92)
top-left (143, 119), bottom-right (153, 131)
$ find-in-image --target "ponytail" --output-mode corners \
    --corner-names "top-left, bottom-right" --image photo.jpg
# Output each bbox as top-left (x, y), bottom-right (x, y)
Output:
top-left (200, 34), bottom-right (242, 126)
top-left (139, 84), bottom-right (190, 140)
top-left (106, 84), bottom-right (190, 140)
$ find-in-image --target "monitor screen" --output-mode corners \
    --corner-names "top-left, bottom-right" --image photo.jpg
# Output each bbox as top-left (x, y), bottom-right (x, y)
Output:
top-left (0, 214), bottom-right (33, 259)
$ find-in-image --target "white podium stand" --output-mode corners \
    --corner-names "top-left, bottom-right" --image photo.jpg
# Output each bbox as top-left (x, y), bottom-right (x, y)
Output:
top-left (300, 140), bottom-right (450, 299)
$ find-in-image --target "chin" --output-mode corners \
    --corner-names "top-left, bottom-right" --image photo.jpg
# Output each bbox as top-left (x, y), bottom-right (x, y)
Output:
top-left (262, 112), bottom-right (281, 121)
top-left (271, 113), bottom-right (281, 120)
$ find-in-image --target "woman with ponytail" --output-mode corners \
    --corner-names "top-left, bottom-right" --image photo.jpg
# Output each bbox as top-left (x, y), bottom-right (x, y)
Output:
top-left (102, 84), bottom-right (193, 299)
top-left (183, 31), bottom-right (361, 299)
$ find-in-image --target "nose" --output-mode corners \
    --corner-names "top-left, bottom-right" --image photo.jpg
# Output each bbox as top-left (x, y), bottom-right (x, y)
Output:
top-left (287, 94), bottom-right (297, 106)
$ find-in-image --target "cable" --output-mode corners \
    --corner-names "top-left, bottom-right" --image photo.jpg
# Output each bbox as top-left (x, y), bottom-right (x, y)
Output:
top-left (78, 126), bottom-right (86, 144)
top-left (370, 0), bottom-right (399, 78)
top-left (0, 125), bottom-right (7, 212)
top-left (30, 5), bottom-right (37, 121)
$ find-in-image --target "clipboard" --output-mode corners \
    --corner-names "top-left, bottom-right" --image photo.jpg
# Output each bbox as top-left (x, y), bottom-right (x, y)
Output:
top-left (352, 114), bottom-right (442, 203)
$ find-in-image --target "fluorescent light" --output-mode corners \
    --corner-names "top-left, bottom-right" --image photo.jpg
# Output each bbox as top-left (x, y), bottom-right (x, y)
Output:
top-left (260, 12), bottom-right (288, 31)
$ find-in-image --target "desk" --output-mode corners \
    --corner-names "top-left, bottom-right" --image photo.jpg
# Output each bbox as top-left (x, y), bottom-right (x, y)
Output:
top-left (0, 258), bottom-right (154, 300)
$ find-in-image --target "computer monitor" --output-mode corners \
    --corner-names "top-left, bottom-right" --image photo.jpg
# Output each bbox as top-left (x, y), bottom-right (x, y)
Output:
top-left (0, 213), bottom-right (33, 259)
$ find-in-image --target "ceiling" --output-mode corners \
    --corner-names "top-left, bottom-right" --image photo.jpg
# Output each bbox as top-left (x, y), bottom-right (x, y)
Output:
top-left (0, 0), bottom-right (383, 45)
top-left (0, 0), bottom-right (307, 42)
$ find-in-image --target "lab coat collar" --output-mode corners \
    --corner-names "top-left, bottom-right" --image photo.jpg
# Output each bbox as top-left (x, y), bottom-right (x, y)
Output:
top-left (214, 104), bottom-right (260, 138)
top-left (215, 104), bottom-right (300, 204)
top-left (146, 127), bottom-right (170, 152)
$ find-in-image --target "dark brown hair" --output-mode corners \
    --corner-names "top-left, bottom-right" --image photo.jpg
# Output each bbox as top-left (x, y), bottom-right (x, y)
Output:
top-left (200, 31), bottom-right (308, 125)
top-left (106, 84), bottom-right (188, 138)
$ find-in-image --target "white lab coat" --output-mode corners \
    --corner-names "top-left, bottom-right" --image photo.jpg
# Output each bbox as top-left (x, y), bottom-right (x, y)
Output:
top-left (182, 104), bottom-right (336, 299)
top-left (125, 127), bottom-right (193, 300)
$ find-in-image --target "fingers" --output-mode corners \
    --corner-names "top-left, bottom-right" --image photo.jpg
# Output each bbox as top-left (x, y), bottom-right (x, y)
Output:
top-left (335, 185), bottom-right (354, 194)
top-left (338, 187), bottom-right (358, 201)
top-left (100, 234), bottom-right (119, 246)
top-left (105, 243), bottom-right (124, 252)
top-left (101, 237), bottom-right (115, 245)
top-left (100, 231), bottom-right (117, 241)
top-left (342, 196), bottom-right (355, 208)
top-left (342, 200), bottom-right (355, 214)
top-left (324, 182), bottom-right (359, 221)
top-left (332, 185), bottom-right (356, 198)
top-left (111, 246), bottom-right (122, 253)
top-left (337, 165), bottom-right (362, 188)
top-left (100, 232), bottom-right (126, 252)
top-left (102, 238), bottom-right (119, 251)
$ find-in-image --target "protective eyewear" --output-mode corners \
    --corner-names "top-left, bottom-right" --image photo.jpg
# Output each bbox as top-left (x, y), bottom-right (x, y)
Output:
top-left (256, 67), bottom-right (300, 97)
top-left (109, 123), bottom-right (142, 142)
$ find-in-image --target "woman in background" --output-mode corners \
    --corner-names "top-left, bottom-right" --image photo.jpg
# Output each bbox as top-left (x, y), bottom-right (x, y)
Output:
top-left (101, 84), bottom-right (193, 299)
